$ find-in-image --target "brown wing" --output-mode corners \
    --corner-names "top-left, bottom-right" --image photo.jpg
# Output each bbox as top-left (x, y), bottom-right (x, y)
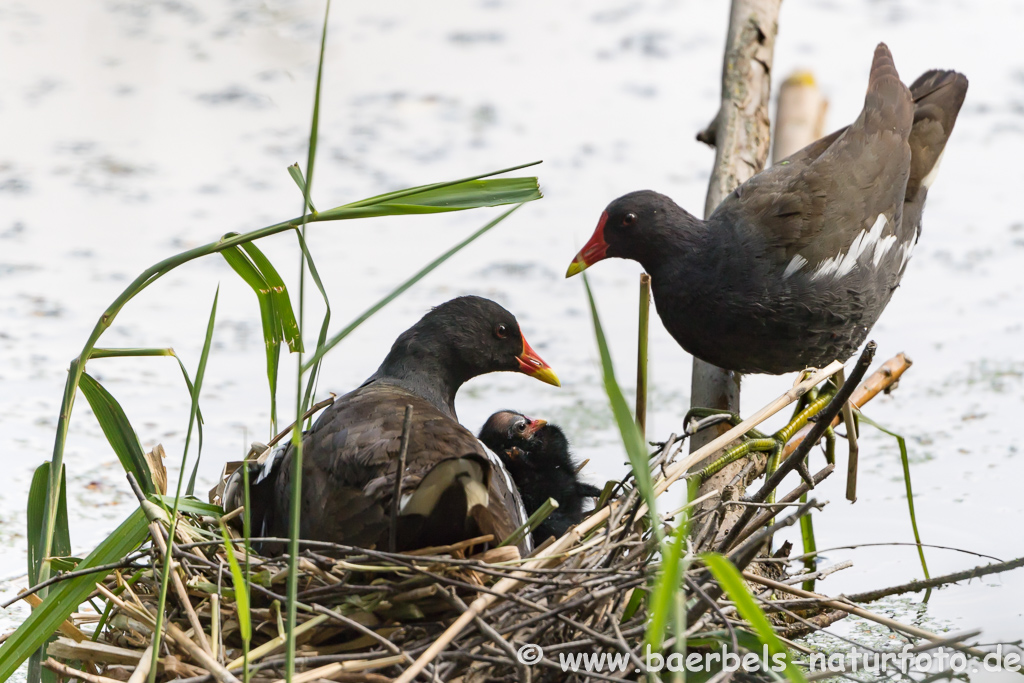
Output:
top-left (262, 384), bottom-right (528, 553)
top-left (716, 44), bottom-right (914, 266)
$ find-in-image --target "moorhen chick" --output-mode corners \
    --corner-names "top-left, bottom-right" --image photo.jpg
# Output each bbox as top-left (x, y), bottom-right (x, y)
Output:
top-left (224, 296), bottom-right (560, 555)
top-left (566, 44), bottom-right (967, 374)
top-left (479, 411), bottom-right (602, 544)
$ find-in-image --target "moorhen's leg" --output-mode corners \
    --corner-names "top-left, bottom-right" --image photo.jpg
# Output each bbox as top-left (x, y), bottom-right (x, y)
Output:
top-left (691, 389), bottom-right (835, 485)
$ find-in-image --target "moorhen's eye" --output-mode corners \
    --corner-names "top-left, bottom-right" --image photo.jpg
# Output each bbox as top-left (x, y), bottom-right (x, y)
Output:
top-left (622, 212), bottom-right (637, 227)
top-left (514, 420), bottom-right (527, 433)
top-left (495, 323), bottom-right (508, 339)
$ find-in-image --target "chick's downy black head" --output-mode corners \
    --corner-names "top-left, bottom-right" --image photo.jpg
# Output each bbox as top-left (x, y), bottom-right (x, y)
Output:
top-left (478, 409), bottom-right (552, 463)
top-left (479, 410), bottom-right (602, 543)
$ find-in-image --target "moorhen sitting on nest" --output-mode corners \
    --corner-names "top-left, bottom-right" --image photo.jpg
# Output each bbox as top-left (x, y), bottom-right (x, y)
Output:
top-left (224, 296), bottom-right (560, 555)
top-left (566, 44), bottom-right (967, 374)
top-left (479, 411), bottom-right (602, 544)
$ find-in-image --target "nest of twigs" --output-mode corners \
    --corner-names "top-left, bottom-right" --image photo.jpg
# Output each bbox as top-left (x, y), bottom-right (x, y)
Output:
top-left (21, 348), bottom-right (1019, 683)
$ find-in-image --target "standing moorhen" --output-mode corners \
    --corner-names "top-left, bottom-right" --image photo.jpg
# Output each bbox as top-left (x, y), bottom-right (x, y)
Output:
top-left (224, 296), bottom-right (560, 555)
top-left (478, 410), bottom-right (602, 544)
top-left (566, 44), bottom-right (967, 374)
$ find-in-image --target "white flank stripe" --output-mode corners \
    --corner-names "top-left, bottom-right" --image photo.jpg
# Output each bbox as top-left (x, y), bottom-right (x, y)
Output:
top-left (811, 213), bottom-right (889, 281)
top-left (783, 254), bottom-right (807, 278)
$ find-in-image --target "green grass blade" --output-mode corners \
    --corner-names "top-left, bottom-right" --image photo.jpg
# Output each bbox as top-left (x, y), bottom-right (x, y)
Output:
top-left (27, 463), bottom-right (70, 586)
top-left (301, 0), bottom-right (328, 225)
top-left (294, 230), bottom-right (331, 417)
top-left (580, 273), bottom-right (659, 533)
top-left (182, 287), bottom-right (218, 500)
top-left (148, 288), bottom-right (219, 683)
top-left (89, 348), bottom-right (173, 359)
top-left (86, 348), bottom-right (207, 495)
top-left (0, 509), bottom-right (149, 682)
top-left (151, 495), bottom-right (223, 516)
top-left (219, 522), bottom-right (252, 643)
top-left (645, 507), bottom-right (686, 654)
top-left (857, 412), bottom-right (930, 580)
top-left (332, 160), bottom-right (540, 208)
top-left (703, 553), bottom-right (808, 683)
top-left (316, 177), bottom-right (541, 221)
top-left (644, 478), bottom-right (698, 670)
top-left (79, 373), bottom-right (156, 496)
top-left (287, 163), bottom-right (317, 213)
top-left (302, 205), bottom-right (522, 373)
top-left (289, 3), bottom-right (329, 679)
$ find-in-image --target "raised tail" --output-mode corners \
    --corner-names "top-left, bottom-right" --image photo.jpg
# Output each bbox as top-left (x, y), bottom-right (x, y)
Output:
top-left (862, 43), bottom-right (914, 139)
top-left (903, 69), bottom-right (969, 235)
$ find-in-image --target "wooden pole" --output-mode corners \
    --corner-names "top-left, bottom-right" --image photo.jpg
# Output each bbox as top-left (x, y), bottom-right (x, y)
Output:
top-left (689, 0), bottom-right (782, 458)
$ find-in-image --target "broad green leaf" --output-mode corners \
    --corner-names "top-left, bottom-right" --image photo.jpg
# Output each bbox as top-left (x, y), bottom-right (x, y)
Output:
top-left (580, 273), bottom-right (659, 532)
top-left (302, 205), bottom-right (523, 372)
top-left (316, 177), bottom-right (541, 220)
top-left (27, 463), bottom-right (70, 585)
top-left (0, 509), bottom-right (149, 682)
top-left (221, 243), bottom-right (284, 432)
top-left (858, 412), bottom-right (930, 580)
top-left (79, 372), bottom-right (155, 495)
top-left (240, 243), bottom-right (302, 353)
top-left (702, 553), bottom-right (808, 683)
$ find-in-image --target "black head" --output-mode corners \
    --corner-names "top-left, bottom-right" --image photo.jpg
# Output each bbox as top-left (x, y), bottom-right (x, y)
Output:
top-left (375, 296), bottom-right (559, 391)
top-left (566, 190), bottom-right (699, 277)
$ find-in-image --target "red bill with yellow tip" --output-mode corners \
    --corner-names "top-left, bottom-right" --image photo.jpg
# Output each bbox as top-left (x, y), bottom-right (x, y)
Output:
top-left (516, 335), bottom-right (560, 387)
top-left (566, 211), bottom-right (609, 277)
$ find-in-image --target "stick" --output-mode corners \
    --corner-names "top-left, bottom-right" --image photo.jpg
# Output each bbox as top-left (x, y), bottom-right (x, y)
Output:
top-left (389, 404), bottom-right (413, 553)
top-left (837, 367), bottom-right (860, 502)
top-left (42, 658), bottom-right (122, 683)
top-left (846, 555), bottom-right (1024, 603)
top-left (636, 273), bottom-right (651, 437)
top-left (740, 572), bottom-right (989, 659)
top-left (126, 643), bottom-right (154, 683)
top-left (126, 472), bottom-right (213, 656)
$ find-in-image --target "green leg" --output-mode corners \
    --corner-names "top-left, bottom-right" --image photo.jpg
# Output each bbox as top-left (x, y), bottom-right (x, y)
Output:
top-left (690, 388), bottom-right (835, 486)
